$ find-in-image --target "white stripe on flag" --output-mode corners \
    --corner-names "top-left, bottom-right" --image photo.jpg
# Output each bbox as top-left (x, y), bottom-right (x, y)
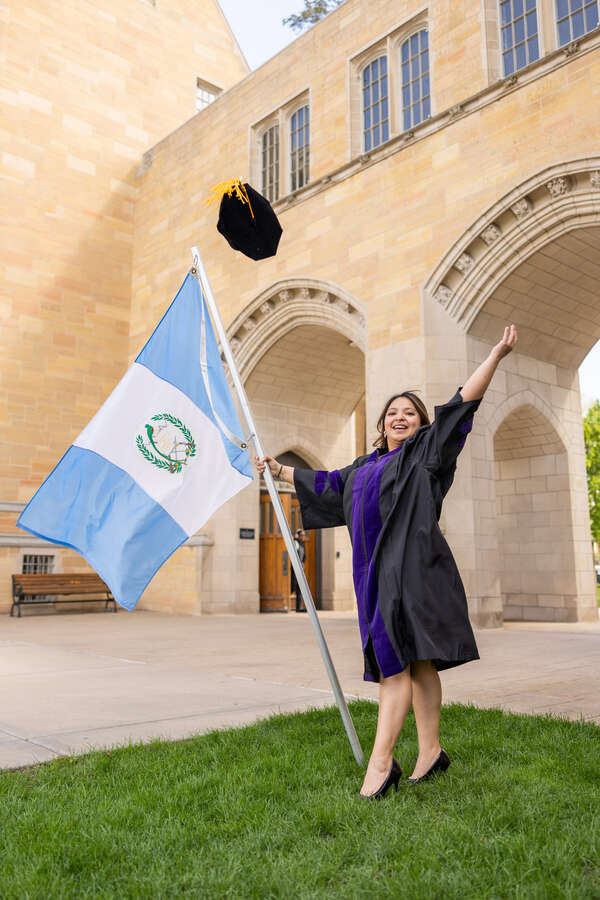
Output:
top-left (74, 362), bottom-right (251, 536)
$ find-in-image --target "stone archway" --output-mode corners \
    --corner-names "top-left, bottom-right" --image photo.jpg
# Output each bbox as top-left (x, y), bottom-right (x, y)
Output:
top-left (227, 277), bottom-right (367, 382)
top-left (422, 158), bottom-right (600, 624)
top-left (424, 157), bottom-right (600, 340)
top-left (231, 280), bottom-right (367, 613)
top-left (492, 400), bottom-right (577, 621)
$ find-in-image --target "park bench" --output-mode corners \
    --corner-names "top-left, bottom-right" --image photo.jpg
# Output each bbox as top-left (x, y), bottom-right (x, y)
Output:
top-left (10, 573), bottom-right (116, 617)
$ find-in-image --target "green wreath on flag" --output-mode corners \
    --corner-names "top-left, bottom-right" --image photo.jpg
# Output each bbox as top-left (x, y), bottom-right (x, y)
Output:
top-left (136, 413), bottom-right (196, 474)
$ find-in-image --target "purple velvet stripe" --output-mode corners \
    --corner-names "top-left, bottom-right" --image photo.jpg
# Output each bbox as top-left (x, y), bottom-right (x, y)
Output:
top-left (370, 605), bottom-right (405, 677)
top-left (364, 448), bottom-right (405, 676)
top-left (314, 470), bottom-right (328, 496)
top-left (330, 469), bottom-right (343, 494)
top-left (456, 416), bottom-right (473, 452)
top-left (351, 447), bottom-right (405, 677)
top-left (351, 452), bottom-right (378, 651)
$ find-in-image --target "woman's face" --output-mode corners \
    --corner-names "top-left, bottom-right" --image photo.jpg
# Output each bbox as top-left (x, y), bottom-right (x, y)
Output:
top-left (384, 396), bottom-right (421, 450)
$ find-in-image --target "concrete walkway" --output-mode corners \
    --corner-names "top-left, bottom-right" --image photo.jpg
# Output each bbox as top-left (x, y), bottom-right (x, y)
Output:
top-left (1, 609), bottom-right (599, 769)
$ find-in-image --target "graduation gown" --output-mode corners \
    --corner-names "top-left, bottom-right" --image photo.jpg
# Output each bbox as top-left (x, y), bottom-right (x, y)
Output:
top-left (293, 388), bottom-right (481, 681)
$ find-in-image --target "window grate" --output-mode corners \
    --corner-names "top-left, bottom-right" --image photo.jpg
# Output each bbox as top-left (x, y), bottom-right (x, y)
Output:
top-left (556, 0), bottom-right (599, 45)
top-left (401, 32), bottom-right (430, 132)
top-left (22, 554), bottom-right (54, 574)
top-left (363, 56), bottom-right (389, 152)
top-left (501, 0), bottom-right (540, 75)
top-left (290, 105), bottom-right (310, 192)
top-left (262, 124), bottom-right (280, 203)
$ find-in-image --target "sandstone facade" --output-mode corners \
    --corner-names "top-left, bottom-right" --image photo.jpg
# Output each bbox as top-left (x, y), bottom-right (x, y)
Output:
top-left (2, 0), bottom-right (599, 625)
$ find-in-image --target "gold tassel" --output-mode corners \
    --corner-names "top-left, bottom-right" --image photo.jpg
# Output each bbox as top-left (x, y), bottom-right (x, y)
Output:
top-left (206, 178), bottom-right (255, 219)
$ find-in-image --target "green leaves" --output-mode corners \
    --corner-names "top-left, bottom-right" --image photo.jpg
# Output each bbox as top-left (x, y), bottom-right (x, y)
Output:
top-left (583, 400), bottom-right (600, 544)
top-left (282, 0), bottom-right (345, 33)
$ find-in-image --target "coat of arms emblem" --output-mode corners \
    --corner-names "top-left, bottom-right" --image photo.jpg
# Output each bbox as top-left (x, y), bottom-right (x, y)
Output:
top-left (136, 414), bottom-right (196, 474)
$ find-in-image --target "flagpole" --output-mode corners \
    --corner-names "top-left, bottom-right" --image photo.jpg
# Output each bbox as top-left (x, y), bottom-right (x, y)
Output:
top-left (190, 247), bottom-right (364, 766)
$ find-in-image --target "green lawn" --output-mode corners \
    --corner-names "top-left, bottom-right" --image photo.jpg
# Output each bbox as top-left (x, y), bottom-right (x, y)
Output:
top-left (597, 583), bottom-right (600, 606)
top-left (1, 702), bottom-right (599, 899)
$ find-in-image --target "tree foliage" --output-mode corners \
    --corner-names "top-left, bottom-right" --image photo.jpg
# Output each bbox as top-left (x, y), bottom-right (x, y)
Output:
top-left (282, 0), bottom-right (345, 32)
top-left (583, 400), bottom-right (600, 544)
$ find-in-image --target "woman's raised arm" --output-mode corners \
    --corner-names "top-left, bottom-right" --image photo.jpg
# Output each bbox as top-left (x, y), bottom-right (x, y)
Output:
top-left (460, 324), bottom-right (518, 402)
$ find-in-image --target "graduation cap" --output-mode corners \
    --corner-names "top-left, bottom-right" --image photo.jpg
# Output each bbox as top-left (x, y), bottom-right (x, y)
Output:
top-left (207, 179), bottom-right (282, 261)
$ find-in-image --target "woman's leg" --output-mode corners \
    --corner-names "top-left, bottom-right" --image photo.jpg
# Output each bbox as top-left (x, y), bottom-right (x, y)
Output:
top-left (360, 668), bottom-right (413, 796)
top-left (409, 659), bottom-right (442, 779)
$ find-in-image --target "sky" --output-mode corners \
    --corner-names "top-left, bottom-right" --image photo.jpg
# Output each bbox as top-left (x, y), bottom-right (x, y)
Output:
top-left (217, 1), bottom-right (600, 413)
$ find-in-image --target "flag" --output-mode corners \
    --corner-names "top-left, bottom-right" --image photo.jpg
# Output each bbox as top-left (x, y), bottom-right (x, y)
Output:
top-left (17, 273), bottom-right (253, 610)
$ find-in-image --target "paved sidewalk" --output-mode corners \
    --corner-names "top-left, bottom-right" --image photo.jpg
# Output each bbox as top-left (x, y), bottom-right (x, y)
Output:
top-left (1, 610), bottom-right (599, 769)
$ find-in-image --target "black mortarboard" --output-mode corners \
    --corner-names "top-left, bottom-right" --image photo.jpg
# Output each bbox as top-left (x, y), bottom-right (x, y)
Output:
top-left (208, 180), bottom-right (282, 261)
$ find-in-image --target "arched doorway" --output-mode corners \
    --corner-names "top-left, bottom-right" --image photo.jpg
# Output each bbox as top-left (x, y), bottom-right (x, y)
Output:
top-left (239, 296), bottom-right (367, 614)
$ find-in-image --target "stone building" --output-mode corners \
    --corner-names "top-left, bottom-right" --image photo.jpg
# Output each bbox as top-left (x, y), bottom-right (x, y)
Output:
top-left (2, 0), bottom-right (599, 625)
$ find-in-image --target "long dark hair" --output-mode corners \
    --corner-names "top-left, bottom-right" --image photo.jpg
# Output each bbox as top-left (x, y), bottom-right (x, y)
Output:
top-left (372, 391), bottom-right (430, 454)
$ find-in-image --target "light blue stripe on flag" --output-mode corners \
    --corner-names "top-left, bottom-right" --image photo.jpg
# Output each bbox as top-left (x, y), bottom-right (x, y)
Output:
top-left (136, 274), bottom-right (252, 479)
top-left (17, 446), bottom-right (187, 610)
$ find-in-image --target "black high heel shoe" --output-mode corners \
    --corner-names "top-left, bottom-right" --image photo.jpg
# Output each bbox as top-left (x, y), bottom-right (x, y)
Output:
top-left (406, 749), bottom-right (450, 784)
top-left (362, 758), bottom-right (402, 799)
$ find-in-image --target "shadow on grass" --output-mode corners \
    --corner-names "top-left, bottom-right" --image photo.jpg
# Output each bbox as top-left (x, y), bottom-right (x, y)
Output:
top-left (1, 702), bottom-right (599, 899)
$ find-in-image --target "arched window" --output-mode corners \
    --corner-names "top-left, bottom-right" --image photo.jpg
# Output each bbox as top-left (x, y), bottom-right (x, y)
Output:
top-left (500, 0), bottom-right (540, 75)
top-left (400, 31), bottom-right (430, 131)
top-left (290, 105), bottom-right (310, 192)
top-left (362, 56), bottom-right (389, 151)
top-left (261, 124), bottom-right (279, 203)
top-left (556, 0), bottom-right (599, 45)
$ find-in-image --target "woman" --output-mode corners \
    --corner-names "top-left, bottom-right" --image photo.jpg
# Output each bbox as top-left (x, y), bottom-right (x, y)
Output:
top-left (256, 325), bottom-right (517, 797)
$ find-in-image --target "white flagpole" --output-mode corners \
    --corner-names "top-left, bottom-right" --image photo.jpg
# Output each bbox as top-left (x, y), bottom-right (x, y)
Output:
top-left (190, 247), bottom-right (364, 766)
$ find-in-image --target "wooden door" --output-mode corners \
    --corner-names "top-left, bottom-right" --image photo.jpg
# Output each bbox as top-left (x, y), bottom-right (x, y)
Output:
top-left (290, 497), bottom-right (316, 607)
top-left (259, 492), bottom-right (291, 611)
top-left (260, 491), bottom-right (317, 611)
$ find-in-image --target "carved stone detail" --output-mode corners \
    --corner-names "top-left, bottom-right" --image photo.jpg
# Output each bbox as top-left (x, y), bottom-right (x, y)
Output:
top-left (230, 338), bottom-right (242, 352)
top-left (315, 291), bottom-right (330, 303)
top-left (241, 317), bottom-right (257, 333)
top-left (504, 74), bottom-right (518, 88)
top-left (337, 300), bottom-right (351, 314)
top-left (299, 288), bottom-right (310, 300)
top-left (563, 40), bottom-right (580, 56)
top-left (260, 301), bottom-right (274, 316)
top-left (454, 253), bottom-right (475, 274)
top-left (434, 285), bottom-right (454, 307)
top-left (590, 171), bottom-right (600, 189)
top-left (481, 224), bottom-right (502, 245)
top-left (403, 130), bottom-right (415, 142)
top-left (511, 197), bottom-right (532, 220)
top-left (546, 176), bottom-right (570, 198)
top-left (448, 104), bottom-right (463, 119)
top-left (278, 290), bottom-right (291, 302)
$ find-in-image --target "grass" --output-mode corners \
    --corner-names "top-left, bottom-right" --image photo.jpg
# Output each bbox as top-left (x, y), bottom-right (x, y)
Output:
top-left (1, 702), bottom-right (599, 899)
top-left (597, 583), bottom-right (600, 606)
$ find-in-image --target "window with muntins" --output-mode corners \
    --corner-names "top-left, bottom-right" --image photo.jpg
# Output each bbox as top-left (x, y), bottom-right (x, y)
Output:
top-left (556, 0), bottom-right (599, 44)
top-left (290, 105), bottom-right (310, 191)
top-left (401, 31), bottom-right (430, 131)
top-left (262, 124), bottom-right (279, 203)
top-left (500, 0), bottom-right (540, 74)
top-left (362, 56), bottom-right (389, 151)
top-left (195, 79), bottom-right (219, 113)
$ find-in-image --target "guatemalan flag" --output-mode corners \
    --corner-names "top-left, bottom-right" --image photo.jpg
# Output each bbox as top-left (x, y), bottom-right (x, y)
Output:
top-left (18, 273), bottom-right (253, 610)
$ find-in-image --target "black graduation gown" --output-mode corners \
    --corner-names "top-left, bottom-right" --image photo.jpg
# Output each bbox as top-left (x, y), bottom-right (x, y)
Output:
top-left (293, 388), bottom-right (481, 681)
